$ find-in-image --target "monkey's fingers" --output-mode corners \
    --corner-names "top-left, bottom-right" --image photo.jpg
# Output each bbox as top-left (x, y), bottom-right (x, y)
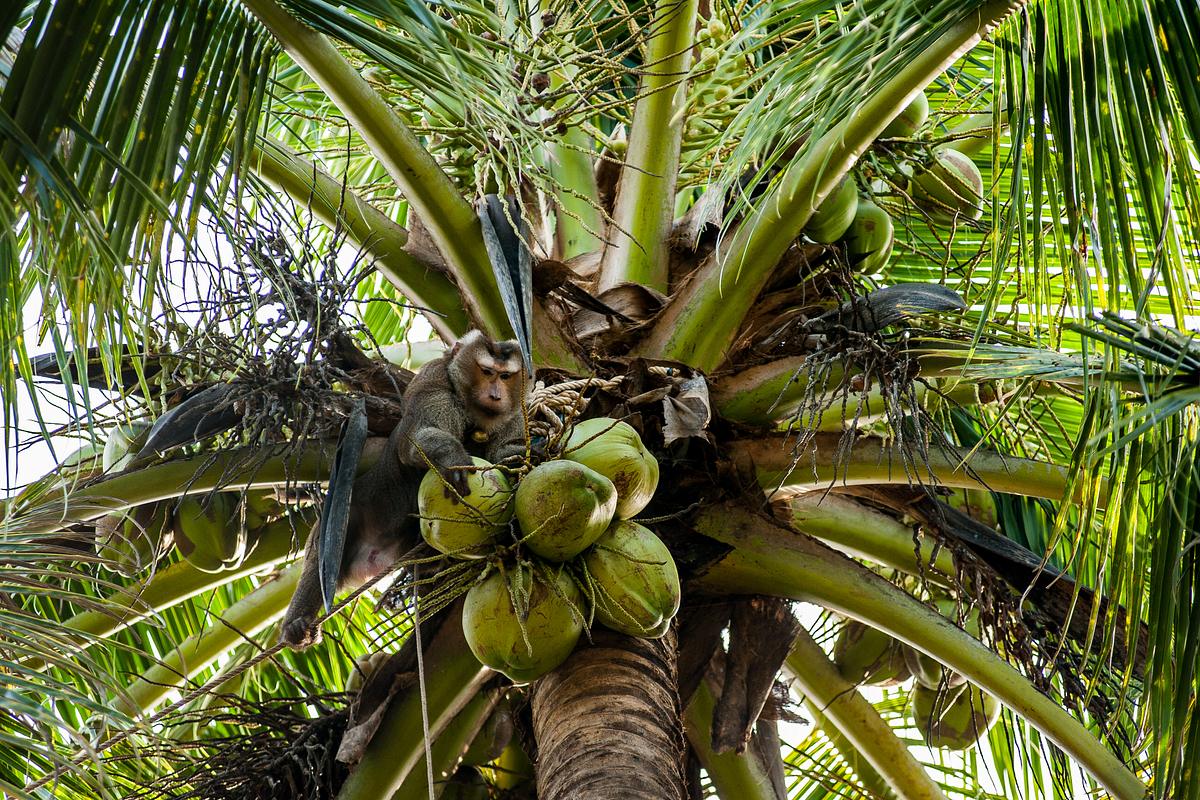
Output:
top-left (448, 468), bottom-right (473, 500)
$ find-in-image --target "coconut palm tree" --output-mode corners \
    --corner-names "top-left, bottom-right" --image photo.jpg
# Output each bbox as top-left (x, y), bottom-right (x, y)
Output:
top-left (1, 1), bottom-right (1197, 799)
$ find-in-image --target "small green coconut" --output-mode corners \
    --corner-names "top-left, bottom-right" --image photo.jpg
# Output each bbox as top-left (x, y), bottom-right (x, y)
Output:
top-left (583, 520), bottom-right (680, 639)
top-left (912, 683), bottom-right (1000, 750)
top-left (562, 418), bottom-right (659, 519)
top-left (173, 493), bottom-right (244, 573)
top-left (95, 502), bottom-right (173, 576)
top-left (804, 176), bottom-right (859, 243)
top-left (881, 90), bottom-right (929, 138)
top-left (515, 460), bottom-right (617, 562)
top-left (912, 148), bottom-right (984, 221)
top-left (462, 564), bottom-right (583, 683)
top-left (102, 421), bottom-right (149, 472)
top-left (844, 198), bottom-right (895, 273)
top-left (832, 621), bottom-right (911, 686)
top-left (419, 457), bottom-right (514, 558)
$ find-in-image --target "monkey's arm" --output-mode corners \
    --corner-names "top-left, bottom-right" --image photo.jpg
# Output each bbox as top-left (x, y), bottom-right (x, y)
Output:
top-left (396, 388), bottom-right (475, 495)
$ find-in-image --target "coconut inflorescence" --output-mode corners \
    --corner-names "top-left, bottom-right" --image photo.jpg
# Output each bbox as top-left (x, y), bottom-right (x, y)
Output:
top-left (433, 416), bottom-right (677, 683)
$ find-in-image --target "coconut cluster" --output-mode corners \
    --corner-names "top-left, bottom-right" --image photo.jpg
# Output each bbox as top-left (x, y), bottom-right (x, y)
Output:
top-left (832, 600), bottom-right (1000, 751)
top-left (416, 417), bottom-right (679, 683)
top-left (89, 423), bottom-right (284, 576)
top-left (803, 90), bottom-right (988, 275)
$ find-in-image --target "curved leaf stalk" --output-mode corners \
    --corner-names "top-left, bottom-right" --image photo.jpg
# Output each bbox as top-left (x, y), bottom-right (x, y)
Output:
top-left (27, 514), bottom-right (305, 671)
top-left (690, 503), bottom-right (1145, 800)
top-left (729, 434), bottom-right (1097, 503)
top-left (250, 138), bottom-right (467, 339)
top-left (6, 439), bottom-right (350, 534)
top-left (338, 622), bottom-right (490, 799)
top-left (780, 492), bottom-right (955, 582)
top-left (597, 0), bottom-right (698, 293)
top-left (390, 688), bottom-right (501, 800)
top-left (785, 627), bottom-right (948, 800)
top-left (113, 563), bottom-right (300, 716)
top-left (239, 0), bottom-right (510, 337)
top-left (549, 126), bottom-right (603, 260)
top-left (543, 58), bottom-right (602, 260)
top-left (800, 700), bottom-right (897, 800)
top-left (712, 355), bottom-right (1008, 427)
top-left (640, 0), bottom-right (1024, 370)
top-left (683, 679), bottom-right (782, 800)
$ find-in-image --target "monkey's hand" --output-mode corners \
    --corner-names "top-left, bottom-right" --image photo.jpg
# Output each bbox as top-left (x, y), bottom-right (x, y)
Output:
top-left (279, 615), bottom-right (322, 650)
top-left (440, 466), bottom-right (472, 502)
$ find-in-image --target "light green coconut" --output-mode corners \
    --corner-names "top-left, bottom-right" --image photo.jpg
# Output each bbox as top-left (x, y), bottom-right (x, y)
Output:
top-left (804, 176), bottom-right (859, 243)
top-left (419, 457), bottom-right (514, 558)
top-left (562, 418), bottom-right (659, 519)
top-left (515, 460), bottom-right (616, 562)
top-left (832, 620), bottom-right (911, 686)
top-left (912, 683), bottom-right (1001, 750)
top-left (844, 198), bottom-right (895, 273)
top-left (912, 148), bottom-right (985, 221)
top-left (462, 564), bottom-right (583, 683)
top-left (583, 520), bottom-right (680, 639)
top-left (881, 90), bottom-right (929, 138)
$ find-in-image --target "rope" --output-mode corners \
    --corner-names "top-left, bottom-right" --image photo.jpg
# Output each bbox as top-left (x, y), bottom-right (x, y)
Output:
top-left (525, 367), bottom-right (680, 440)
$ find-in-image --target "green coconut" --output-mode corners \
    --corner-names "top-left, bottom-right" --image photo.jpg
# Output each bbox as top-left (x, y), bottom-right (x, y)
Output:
top-left (562, 418), bottom-right (659, 519)
top-left (515, 460), bottom-right (617, 562)
top-left (844, 198), bottom-right (895, 273)
top-left (583, 520), bottom-right (680, 639)
top-left (462, 564), bottom-right (583, 683)
top-left (804, 176), bottom-right (859, 244)
top-left (912, 683), bottom-right (1000, 750)
top-left (95, 502), bottom-right (173, 576)
top-left (912, 148), bottom-right (984, 221)
top-left (419, 458), bottom-right (514, 558)
top-left (173, 492), bottom-right (246, 572)
top-left (901, 644), bottom-right (951, 690)
top-left (102, 421), bottom-right (150, 472)
top-left (881, 90), bottom-right (929, 138)
top-left (832, 621), bottom-right (911, 686)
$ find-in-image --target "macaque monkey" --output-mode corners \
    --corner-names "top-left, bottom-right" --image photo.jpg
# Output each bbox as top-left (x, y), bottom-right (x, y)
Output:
top-left (395, 329), bottom-right (528, 496)
top-left (279, 330), bottom-right (529, 648)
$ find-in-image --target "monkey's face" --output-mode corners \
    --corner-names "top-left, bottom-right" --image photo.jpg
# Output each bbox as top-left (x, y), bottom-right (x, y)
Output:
top-left (472, 352), bottom-right (520, 416)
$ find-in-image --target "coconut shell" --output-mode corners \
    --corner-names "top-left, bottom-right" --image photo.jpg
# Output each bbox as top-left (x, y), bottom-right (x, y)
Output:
top-left (583, 520), bottom-right (680, 638)
top-left (515, 460), bottom-right (617, 561)
top-left (462, 564), bottom-right (583, 683)
top-left (804, 176), bottom-right (859, 243)
top-left (833, 621), bottom-right (911, 686)
top-left (881, 90), bottom-right (929, 138)
top-left (562, 418), bottom-right (659, 519)
top-left (419, 457), bottom-right (514, 558)
top-left (173, 493), bottom-right (244, 572)
top-left (912, 148), bottom-right (984, 221)
top-left (912, 683), bottom-right (1000, 750)
top-left (844, 198), bottom-right (895, 273)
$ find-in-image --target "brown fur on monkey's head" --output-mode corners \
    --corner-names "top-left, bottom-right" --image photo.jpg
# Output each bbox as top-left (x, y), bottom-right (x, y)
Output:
top-left (449, 330), bottom-right (527, 419)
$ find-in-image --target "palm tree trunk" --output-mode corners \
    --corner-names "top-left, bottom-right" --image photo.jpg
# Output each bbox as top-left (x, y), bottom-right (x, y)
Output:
top-left (531, 628), bottom-right (686, 800)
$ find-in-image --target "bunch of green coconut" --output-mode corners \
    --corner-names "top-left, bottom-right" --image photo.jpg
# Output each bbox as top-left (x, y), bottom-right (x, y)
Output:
top-left (803, 90), bottom-right (987, 270)
top-left (94, 421), bottom-right (286, 575)
top-left (833, 600), bottom-right (1001, 751)
top-left (417, 417), bottom-right (679, 683)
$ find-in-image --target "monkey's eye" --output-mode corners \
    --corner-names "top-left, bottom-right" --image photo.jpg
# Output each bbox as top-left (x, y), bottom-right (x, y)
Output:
top-left (481, 367), bottom-right (495, 377)
top-left (500, 372), bottom-right (512, 380)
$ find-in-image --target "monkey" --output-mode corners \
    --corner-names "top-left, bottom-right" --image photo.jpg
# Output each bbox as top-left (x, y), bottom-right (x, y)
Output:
top-left (394, 329), bottom-right (529, 497)
top-left (279, 330), bottom-right (529, 649)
